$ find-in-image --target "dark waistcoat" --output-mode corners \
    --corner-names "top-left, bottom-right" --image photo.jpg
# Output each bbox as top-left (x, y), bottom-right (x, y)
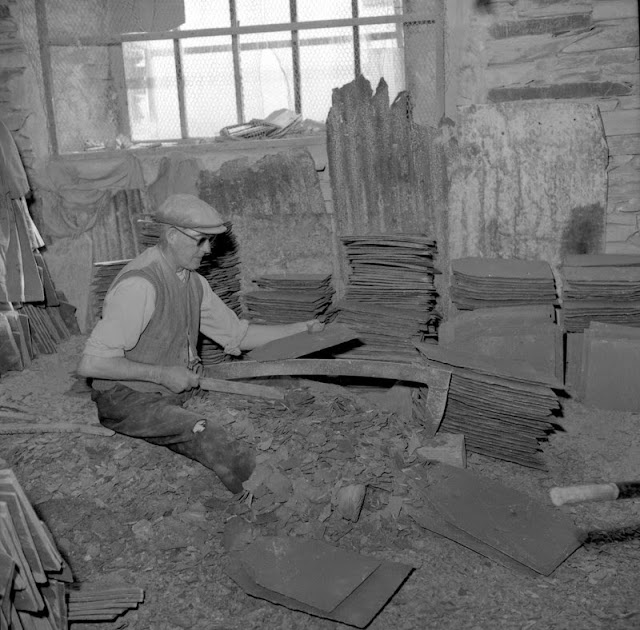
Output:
top-left (92, 246), bottom-right (203, 395)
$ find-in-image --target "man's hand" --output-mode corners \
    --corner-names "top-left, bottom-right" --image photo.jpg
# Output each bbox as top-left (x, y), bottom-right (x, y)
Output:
top-left (158, 366), bottom-right (200, 393)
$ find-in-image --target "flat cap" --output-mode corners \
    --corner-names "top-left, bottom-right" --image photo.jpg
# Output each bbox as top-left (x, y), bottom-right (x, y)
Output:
top-left (155, 194), bottom-right (227, 234)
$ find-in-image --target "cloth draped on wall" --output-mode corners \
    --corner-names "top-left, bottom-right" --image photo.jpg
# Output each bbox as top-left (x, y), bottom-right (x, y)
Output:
top-left (39, 153), bottom-right (145, 238)
top-left (0, 120), bottom-right (45, 306)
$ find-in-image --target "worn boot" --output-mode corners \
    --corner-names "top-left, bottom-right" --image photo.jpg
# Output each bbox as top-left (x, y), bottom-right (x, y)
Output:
top-left (176, 421), bottom-right (255, 494)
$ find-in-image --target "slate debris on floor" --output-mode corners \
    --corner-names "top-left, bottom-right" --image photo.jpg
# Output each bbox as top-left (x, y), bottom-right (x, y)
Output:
top-left (242, 274), bottom-right (334, 325)
top-left (559, 254), bottom-right (640, 332)
top-left (333, 234), bottom-right (440, 362)
top-left (451, 257), bottom-right (558, 310)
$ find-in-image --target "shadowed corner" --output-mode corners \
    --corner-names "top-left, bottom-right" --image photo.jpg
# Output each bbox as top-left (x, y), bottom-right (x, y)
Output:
top-left (584, 524), bottom-right (640, 546)
top-left (560, 204), bottom-right (606, 257)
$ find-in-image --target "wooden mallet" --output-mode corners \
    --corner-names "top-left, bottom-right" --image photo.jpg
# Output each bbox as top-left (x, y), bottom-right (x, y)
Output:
top-left (550, 481), bottom-right (640, 506)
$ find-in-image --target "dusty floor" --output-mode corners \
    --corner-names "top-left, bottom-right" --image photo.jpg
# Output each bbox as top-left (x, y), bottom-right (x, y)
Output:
top-left (0, 335), bottom-right (639, 630)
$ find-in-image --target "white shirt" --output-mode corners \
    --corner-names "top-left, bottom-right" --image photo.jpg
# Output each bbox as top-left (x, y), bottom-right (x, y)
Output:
top-left (83, 271), bottom-right (249, 358)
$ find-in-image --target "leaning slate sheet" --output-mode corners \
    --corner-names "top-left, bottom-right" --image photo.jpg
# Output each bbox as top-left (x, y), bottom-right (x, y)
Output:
top-left (423, 464), bottom-right (583, 575)
top-left (246, 323), bottom-right (360, 362)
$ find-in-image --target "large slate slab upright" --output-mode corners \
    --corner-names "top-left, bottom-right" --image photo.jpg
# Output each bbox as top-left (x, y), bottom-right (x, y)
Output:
top-left (198, 148), bottom-right (333, 285)
top-left (448, 102), bottom-right (608, 267)
top-left (326, 76), bottom-right (448, 298)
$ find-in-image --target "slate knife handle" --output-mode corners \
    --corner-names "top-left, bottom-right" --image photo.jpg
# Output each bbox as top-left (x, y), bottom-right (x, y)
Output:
top-left (550, 482), bottom-right (640, 506)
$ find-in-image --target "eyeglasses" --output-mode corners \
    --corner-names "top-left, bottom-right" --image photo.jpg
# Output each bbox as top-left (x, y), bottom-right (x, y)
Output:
top-left (173, 226), bottom-right (216, 248)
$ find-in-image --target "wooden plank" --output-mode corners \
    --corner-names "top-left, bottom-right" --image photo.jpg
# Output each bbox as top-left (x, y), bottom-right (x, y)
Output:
top-left (48, 14), bottom-right (437, 46)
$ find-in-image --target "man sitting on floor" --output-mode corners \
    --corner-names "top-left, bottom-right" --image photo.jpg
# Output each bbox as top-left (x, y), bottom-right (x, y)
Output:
top-left (78, 193), bottom-right (321, 494)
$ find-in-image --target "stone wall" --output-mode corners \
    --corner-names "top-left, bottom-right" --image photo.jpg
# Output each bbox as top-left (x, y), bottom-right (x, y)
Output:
top-left (446, 0), bottom-right (640, 254)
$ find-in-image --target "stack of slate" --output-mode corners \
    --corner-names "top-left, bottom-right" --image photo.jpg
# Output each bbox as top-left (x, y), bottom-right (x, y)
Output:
top-left (242, 274), bottom-right (334, 324)
top-left (67, 583), bottom-right (146, 623)
top-left (560, 254), bottom-right (640, 332)
top-left (333, 234), bottom-right (439, 362)
top-left (136, 217), bottom-right (242, 366)
top-left (451, 258), bottom-right (557, 311)
top-left (0, 468), bottom-right (69, 628)
top-left (415, 343), bottom-right (562, 470)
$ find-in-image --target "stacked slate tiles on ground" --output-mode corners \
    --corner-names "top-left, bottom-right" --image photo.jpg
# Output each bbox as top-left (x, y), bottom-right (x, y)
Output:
top-left (451, 258), bottom-right (557, 310)
top-left (242, 274), bottom-right (334, 324)
top-left (415, 343), bottom-right (562, 470)
top-left (559, 254), bottom-right (640, 332)
top-left (332, 234), bottom-right (439, 362)
top-left (0, 467), bottom-right (145, 628)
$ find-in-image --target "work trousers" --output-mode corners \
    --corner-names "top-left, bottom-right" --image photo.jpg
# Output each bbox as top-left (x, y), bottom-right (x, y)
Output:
top-left (91, 383), bottom-right (254, 493)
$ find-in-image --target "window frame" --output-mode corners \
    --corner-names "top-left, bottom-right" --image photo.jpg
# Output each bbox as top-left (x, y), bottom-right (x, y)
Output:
top-left (39, 1), bottom-right (437, 154)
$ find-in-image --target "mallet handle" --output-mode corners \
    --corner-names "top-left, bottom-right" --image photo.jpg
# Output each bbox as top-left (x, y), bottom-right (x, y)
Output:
top-left (550, 481), bottom-right (640, 506)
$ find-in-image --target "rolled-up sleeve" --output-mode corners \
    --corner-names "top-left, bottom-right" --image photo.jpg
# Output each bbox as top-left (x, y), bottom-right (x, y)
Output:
top-left (83, 277), bottom-right (156, 358)
top-left (198, 275), bottom-right (249, 354)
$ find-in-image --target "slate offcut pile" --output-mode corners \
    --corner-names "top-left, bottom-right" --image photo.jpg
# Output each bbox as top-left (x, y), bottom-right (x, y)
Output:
top-left (559, 254), bottom-right (640, 332)
top-left (415, 343), bottom-right (562, 470)
top-left (242, 274), bottom-right (334, 325)
top-left (333, 234), bottom-right (440, 362)
top-left (451, 258), bottom-right (557, 311)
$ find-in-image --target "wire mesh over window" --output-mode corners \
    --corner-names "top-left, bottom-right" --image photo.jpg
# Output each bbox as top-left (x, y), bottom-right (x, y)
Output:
top-left (41, 0), bottom-right (441, 152)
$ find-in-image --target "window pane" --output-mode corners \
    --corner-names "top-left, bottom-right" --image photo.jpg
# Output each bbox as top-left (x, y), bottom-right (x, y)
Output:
top-left (359, 24), bottom-right (404, 97)
top-left (181, 37), bottom-right (238, 137)
top-left (299, 27), bottom-right (354, 123)
top-left (182, 0), bottom-right (230, 29)
top-left (123, 40), bottom-right (181, 141)
top-left (296, 0), bottom-right (352, 21)
top-left (236, 0), bottom-right (290, 26)
top-left (358, 0), bottom-right (400, 17)
top-left (241, 32), bottom-right (294, 120)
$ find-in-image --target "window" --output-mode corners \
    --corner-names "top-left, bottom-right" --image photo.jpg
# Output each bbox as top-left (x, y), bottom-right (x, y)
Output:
top-left (38, 0), bottom-right (439, 152)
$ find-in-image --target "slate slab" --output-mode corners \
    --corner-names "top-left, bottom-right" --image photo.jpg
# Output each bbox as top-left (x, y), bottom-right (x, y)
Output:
top-left (423, 464), bottom-right (583, 575)
top-left (239, 536), bottom-right (380, 612)
top-left (227, 538), bottom-right (413, 628)
top-left (246, 323), bottom-right (360, 362)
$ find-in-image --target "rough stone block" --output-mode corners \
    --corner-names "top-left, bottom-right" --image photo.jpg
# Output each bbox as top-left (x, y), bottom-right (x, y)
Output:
top-left (592, 0), bottom-right (639, 22)
top-left (416, 433), bottom-right (466, 468)
top-left (601, 108), bottom-right (640, 136)
top-left (488, 81), bottom-right (632, 102)
top-left (607, 134), bottom-right (640, 156)
top-left (562, 21), bottom-right (639, 53)
top-left (490, 14), bottom-right (591, 39)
